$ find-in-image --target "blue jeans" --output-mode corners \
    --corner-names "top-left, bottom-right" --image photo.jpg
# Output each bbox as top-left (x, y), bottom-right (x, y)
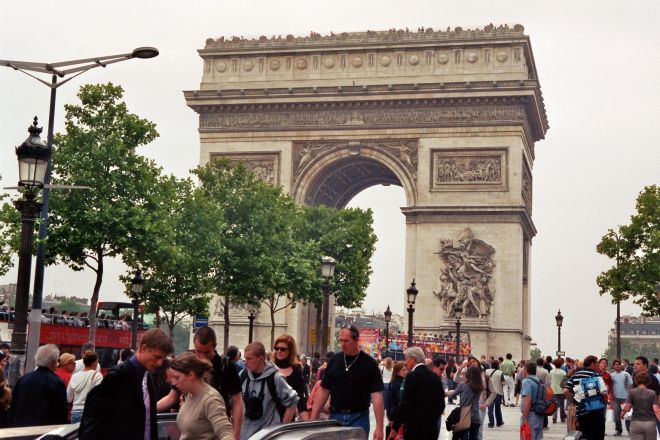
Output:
top-left (71, 409), bottom-right (84, 424)
top-left (521, 413), bottom-right (544, 440)
top-left (382, 382), bottom-right (390, 416)
top-left (487, 394), bottom-right (503, 426)
top-left (330, 409), bottom-right (370, 437)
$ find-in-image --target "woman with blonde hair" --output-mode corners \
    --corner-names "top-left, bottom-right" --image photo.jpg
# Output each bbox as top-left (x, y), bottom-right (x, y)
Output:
top-left (55, 353), bottom-right (76, 388)
top-left (272, 334), bottom-right (309, 420)
top-left (170, 352), bottom-right (233, 440)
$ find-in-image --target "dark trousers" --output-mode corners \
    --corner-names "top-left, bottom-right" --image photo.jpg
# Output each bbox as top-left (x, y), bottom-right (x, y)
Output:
top-left (578, 411), bottom-right (605, 440)
top-left (452, 422), bottom-right (480, 440)
top-left (487, 394), bottom-right (503, 426)
top-left (551, 394), bottom-right (566, 422)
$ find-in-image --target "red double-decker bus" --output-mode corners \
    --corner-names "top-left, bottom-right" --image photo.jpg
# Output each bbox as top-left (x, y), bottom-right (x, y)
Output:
top-left (0, 301), bottom-right (149, 371)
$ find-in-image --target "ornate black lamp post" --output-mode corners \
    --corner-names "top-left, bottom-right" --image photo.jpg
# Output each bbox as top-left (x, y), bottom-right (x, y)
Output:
top-left (384, 305), bottom-right (392, 354)
top-left (129, 270), bottom-right (144, 351)
top-left (248, 307), bottom-right (256, 343)
top-left (320, 256), bottom-right (336, 357)
top-left (454, 304), bottom-right (463, 362)
top-left (406, 280), bottom-right (418, 347)
top-left (2, 49), bottom-right (159, 371)
top-left (8, 118), bottom-right (50, 385)
top-left (555, 309), bottom-right (564, 357)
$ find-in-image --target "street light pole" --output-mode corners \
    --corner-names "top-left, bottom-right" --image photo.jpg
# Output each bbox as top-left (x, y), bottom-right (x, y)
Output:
top-left (384, 305), bottom-right (392, 356)
top-left (454, 304), bottom-right (463, 363)
top-left (130, 270), bottom-right (144, 351)
top-left (406, 279), bottom-right (418, 347)
top-left (555, 310), bottom-right (563, 356)
top-left (320, 256), bottom-right (336, 357)
top-left (1, 48), bottom-right (159, 372)
top-left (7, 119), bottom-right (49, 386)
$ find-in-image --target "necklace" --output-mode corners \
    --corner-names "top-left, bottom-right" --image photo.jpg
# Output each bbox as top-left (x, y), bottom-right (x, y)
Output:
top-left (344, 351), bottom-right (360, 372)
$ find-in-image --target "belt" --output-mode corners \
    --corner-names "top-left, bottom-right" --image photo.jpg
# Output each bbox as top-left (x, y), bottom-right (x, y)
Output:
top-left (332, 408), bottom-right (366, 414)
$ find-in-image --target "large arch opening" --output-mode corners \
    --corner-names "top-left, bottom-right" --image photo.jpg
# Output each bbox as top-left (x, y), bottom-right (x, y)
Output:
top-left (346, 185), bottom-right (406, 317)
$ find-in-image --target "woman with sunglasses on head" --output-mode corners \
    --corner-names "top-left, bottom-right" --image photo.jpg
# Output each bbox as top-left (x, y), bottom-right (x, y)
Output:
top-left (170, 352), bottom-right (233, 440)
top-left (272, 334), bottom-right (309, 420)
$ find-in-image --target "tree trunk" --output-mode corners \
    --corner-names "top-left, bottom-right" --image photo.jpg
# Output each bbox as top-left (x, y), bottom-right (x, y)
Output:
top-left (167, 311), bottom-right (175, 337)
top-left (315, 303), bottom-right (322, 353)
top-left (223, 296), bottom-right (230, 353)
top-left (270, 298), bottom-right (276, 349)
top-left (87, 248), bottom-right (103, 344)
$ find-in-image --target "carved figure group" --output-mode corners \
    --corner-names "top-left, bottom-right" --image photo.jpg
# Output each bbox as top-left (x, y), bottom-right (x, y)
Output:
top-left (433, 229), bottom-right (495, 319)
top-left (436, 157), bottom-right (500, 183)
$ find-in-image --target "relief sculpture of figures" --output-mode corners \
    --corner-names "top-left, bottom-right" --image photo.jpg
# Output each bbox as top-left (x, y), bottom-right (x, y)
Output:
top-left (436, 156), bottom-right (501, 183)
top-left (433, 228), bottom-right (496, 319)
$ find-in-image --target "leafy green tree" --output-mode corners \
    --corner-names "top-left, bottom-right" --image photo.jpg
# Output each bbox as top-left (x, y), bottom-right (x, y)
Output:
top-left (299, 205), bottom-right (377, 335)
top-left (603, 338), bottom-right (658, 363)
top-left (529, 346), bottom-right (542, 361)
top-left (195, 160), bottom-right (319, 347)
top-left (124, 176), bottom-right (223, 336)
top-left (46, 82), bottom-right (161, 343)
top-left (0, 194), bottom-right (19, 277)
top-left (596, 185), bottom-right (660, 315)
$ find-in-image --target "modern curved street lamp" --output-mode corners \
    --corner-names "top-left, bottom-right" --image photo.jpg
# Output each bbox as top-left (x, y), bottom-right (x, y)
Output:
top-left (2, 47), bottom-right (159, 374)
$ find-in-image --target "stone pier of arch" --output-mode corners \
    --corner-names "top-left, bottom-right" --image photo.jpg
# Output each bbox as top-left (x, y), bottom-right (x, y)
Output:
top-left (185, 25), bottom-right (548, 360)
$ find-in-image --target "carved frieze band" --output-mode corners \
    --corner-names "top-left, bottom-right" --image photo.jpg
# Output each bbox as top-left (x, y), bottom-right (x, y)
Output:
top-left (433, 228), bottom-right (496, 320)
top-left (431, 148), bottom-right (507, 192)
top-left (521, 160), bottom-right (532, 211)
top-left (292, 139), bottom-right (418, 183)
top-left (210, 152), bottom-right (280, 186)
top-left (200, 104), bottom-right (528, 133)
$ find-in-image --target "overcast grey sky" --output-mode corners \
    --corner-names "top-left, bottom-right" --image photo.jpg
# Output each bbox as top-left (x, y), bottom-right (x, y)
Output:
top-left (1, 0), bottom-right (658, 358)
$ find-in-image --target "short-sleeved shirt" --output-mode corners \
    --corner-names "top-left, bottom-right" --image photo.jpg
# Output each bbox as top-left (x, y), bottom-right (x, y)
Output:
top-left (626, 387), bottom-right (658, 422)
top-left (564, 368), bottom-right (605, 416)
top-left (321, 351), bottom-right (384, 413)
top-left (611, 371), bottom-right (632, 399)
top-left (521, 375), bottom-right (540, 411)
top-left (501, 360), bottom-right (515, 376)
top-left (550, 368), bottom-right (566, 394)
top-left (210, 352), bottom-right (242, 414)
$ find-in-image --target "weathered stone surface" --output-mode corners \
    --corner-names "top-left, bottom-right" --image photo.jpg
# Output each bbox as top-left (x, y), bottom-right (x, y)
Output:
top-left (186, 26), bottom-right (547, 359)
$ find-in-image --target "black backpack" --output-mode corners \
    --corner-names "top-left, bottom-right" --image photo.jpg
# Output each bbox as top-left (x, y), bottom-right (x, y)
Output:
top-left (240, 369), bottom-right (286, 420)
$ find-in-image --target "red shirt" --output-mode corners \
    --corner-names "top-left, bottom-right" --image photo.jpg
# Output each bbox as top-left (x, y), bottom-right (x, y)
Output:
top-left (55, 368), bottom-right (73, 388)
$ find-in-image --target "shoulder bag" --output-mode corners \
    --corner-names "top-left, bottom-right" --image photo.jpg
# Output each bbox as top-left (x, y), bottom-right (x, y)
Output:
top-left (448, 392), bottom-right (475, 433)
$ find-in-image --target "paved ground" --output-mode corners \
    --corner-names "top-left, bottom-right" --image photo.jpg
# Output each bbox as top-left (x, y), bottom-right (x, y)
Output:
top-left (372, 404), bottom-right (660, 439)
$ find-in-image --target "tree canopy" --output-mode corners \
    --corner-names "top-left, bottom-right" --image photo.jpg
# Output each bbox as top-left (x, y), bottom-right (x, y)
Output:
top-left (46, 82), bottom-right (162, 342)
top-left (123, 176), bottom-right (223, 335)
top-left (596, 185), bottom-right (660, 315)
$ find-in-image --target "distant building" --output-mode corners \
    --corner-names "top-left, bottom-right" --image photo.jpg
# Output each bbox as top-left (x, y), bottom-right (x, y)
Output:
top-left (0, 284), bottom-right (16, 306)
top-left (608, 315), bottom-right (660, 352)
top-left (335, 308), bottom-right (402, 334)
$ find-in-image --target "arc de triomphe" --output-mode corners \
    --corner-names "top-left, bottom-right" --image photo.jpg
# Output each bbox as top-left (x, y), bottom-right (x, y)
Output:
top-left (185, 25), bottom-right (548, 359)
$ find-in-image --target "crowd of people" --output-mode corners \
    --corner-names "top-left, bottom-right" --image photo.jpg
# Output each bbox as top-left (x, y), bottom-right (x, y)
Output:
top-left (0, 327), bottom-right (658, 440)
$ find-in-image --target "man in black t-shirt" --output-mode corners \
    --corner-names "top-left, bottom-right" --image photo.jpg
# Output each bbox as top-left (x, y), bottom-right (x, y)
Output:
top-left (310, 326), bottom-right (384, 440)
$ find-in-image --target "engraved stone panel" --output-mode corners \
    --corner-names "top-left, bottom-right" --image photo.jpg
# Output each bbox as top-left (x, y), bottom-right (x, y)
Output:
top-left (433, 228), bottom-right (496, 319)
top-left (210, 152), bottom-right (280, 186)
top-left (431, 148), bottom-right (507, 192)
top-left (200, 104), bottom-right (528, 133)
top-left (522, 160), bottom-right (532, 210)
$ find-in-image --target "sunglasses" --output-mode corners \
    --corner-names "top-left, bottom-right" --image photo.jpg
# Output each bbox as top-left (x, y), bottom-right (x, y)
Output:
top-left (273, 346), bottom-right (289, 352)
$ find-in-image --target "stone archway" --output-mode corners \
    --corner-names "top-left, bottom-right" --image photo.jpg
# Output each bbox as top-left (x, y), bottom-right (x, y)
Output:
top-left (292, 139), bottom-right (417, 208)
top-left (185, 25), bottom-right (548, 359)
